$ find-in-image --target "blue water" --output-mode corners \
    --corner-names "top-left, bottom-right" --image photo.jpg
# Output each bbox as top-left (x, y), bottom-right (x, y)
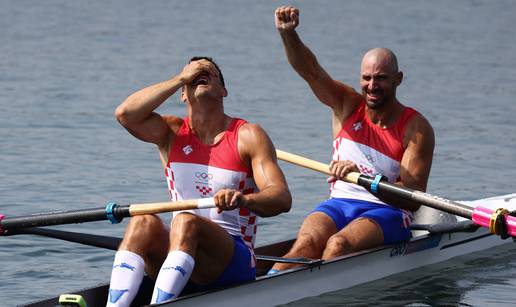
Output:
top-left (1, 0), bottom-right (516, 305)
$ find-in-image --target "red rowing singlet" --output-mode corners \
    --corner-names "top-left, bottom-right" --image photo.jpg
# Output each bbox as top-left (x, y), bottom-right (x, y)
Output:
top-left (331, 102), bottom-right (418, 222)
top-left (164, 118), bottom-right (258, 261)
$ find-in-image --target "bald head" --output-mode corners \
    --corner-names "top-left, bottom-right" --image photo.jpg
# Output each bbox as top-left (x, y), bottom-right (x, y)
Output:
top-left (360, 48), bottom-right (403, 109)
top-left (361, 48), bottom-right (399, 74)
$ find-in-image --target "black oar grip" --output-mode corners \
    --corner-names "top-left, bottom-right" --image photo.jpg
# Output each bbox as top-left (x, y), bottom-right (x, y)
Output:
top-left (0, 205), bottom-right (130, 234)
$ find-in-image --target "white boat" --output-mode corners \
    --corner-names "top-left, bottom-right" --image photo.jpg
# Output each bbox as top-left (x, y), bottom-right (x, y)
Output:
top-left (22, 193), bottom-right (516, 307)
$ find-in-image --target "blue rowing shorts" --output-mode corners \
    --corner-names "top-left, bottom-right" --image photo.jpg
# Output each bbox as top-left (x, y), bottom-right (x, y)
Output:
top-left (207, 235), bottom-right (256, 287)
top-left (312, 198), bottom-right (412, 245)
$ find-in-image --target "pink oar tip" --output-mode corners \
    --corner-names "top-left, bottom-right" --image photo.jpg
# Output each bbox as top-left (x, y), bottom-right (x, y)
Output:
top-left (0, 214), bottom-right (5, 235)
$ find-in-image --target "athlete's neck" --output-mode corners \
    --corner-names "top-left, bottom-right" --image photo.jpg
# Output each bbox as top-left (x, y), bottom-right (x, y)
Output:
top-left (188, 110), bottom-right (232, 145)
top-left (366, 99), bottom-right (404, 128)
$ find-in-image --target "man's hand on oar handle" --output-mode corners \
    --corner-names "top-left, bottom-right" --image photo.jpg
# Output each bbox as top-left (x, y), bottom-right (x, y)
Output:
top-left (213, 189), bottom-right (248, 214)
top-left (327, 160), bottom-right (360, 183)
top-left (275, 149), bottom-right (361, 184)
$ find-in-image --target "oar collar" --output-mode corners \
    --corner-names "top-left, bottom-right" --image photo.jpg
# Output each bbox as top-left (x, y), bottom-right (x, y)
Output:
top-left (105, 203), bottom-right (122, 224)
top-left (489, 208), bottom-right (516, 239)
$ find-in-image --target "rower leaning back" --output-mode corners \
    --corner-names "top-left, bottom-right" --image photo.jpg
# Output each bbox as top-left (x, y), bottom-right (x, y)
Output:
top-left (109, 56), bottom-right (291, 306)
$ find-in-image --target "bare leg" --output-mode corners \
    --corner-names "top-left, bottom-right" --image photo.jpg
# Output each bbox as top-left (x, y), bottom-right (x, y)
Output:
top-left (322, 217), bottom-right (383, 260)
top-left (119, 214), bottom-right (170, 279)
top-left (168, 212), bottom-right (235, 285)
top-left (107, 215), bottom-right (169, 306)
top-left (272, 212), bottom-right (337, 271)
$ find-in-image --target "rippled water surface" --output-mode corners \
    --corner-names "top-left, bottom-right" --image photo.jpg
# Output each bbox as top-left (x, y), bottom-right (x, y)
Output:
top-left (1, 0), bottom-right (516, 306)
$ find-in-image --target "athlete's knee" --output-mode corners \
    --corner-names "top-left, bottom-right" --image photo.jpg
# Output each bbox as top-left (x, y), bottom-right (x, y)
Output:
top-left (325, 234), bottom-right (351, 256)
top-left (171, 212), bottom-right (203, 235)
top-left (121, 215), bottom-right (166, 250)
top-left (129, 214), bottom-right (163, 235)
top-left (291, 231), bottom-right (325, 255)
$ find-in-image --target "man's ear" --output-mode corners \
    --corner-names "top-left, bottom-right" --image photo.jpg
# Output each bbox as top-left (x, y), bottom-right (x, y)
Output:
top-left (395, 71), bottom-right (403, 86)
top-left (181, 88), bottom-right (187, 103)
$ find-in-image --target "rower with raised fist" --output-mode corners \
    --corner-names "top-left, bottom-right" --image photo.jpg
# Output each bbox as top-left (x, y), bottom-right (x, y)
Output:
top-left (270, 5), bottom-right (435, 273)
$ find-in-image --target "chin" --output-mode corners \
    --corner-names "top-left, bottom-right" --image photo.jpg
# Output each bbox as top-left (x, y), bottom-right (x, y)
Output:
top-left (365, 99), bottom-right (385, 110)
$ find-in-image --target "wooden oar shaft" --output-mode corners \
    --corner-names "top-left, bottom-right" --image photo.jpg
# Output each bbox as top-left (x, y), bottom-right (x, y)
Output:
top-left (276, 150), bottom-right (361, 183)
top-left (129, 198), bottom-right (215, 215)
top-left (276, 150), bottom-right (330, 175)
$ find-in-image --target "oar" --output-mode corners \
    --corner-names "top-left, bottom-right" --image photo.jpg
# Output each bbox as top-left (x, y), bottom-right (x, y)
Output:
top-left (4, 227), bottom-right (122, 250)
top-left (0, 198), bottom-right (215, 235)
top-left (275, 149), bottom-right (516, 238)
top-left (256, 254), bottom-right (322, 265)
top-left (6, 227), bottom-right (320, 265)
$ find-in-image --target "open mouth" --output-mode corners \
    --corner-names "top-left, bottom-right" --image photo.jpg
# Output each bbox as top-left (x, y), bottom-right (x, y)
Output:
top-left (366, 89), bottom-right (382, 100)
top-left (192, 74), bottom-right (209, 86)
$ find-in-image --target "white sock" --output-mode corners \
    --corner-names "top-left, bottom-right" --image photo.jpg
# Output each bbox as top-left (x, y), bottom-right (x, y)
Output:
top-left (151, 250), bottom-right (195, 304)
top-left (106, 250), bottom-right (145, 307)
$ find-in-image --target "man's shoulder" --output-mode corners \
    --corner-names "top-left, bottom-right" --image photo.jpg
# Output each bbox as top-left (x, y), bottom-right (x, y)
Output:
top-left (406, 110), bottom-right (433, 132)
top-left (162, 115), bottom-right (184, 132)
top-left (402, 108), bottom-right (435, 149)
top-left (237, 121), bottom-right (267, 139)
top-left (236, 121), bottom-right (274, 155)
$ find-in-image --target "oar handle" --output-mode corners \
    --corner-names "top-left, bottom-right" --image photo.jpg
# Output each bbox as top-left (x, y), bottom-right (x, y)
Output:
top-left (129, 198), bottom-right (216, 215)
top-left (276, 149), bottom-right (361, 183)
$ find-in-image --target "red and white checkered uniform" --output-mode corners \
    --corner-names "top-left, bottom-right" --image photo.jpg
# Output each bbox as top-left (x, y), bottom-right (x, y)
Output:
top-left (164, 118), bottom-right (258, 265)
top-left (331, 102), bottom-right (419, 227)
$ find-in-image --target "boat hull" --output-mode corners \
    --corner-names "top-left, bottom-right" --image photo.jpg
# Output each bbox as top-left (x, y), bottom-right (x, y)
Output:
top-left (23, 193), bottom-right (516, 306)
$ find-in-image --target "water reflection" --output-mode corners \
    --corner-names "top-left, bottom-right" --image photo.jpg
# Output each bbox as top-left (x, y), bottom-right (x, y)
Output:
top-left (280, 244), bottom-right (516, 306)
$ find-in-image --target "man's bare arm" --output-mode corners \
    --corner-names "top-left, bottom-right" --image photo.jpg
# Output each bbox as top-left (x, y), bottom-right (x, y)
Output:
top-left (237, 124), bottom-right (292, 217)
top-left (275, 6), bottom-right (361, 124)
top-left (115, 76), bottom-right (185, 147)
top-left (115, 59), bottom-right (219, 148)
top-left (386, 115), bottom-right (435, 211)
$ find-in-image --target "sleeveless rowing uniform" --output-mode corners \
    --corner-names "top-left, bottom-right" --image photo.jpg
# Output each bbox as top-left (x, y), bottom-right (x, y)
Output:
top-left (313, 101), bottom-right (419, 244)
top-left (164, 117), bottom-right (258, 285)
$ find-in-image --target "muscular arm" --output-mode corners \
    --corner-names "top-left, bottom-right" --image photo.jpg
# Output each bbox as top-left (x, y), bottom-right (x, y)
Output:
top-left (238, 124), bottom-right (292, 217)
top-left (115, 76), bottom-right (185, 148)
top-left (380, 115), bottom-right (435, 211)
top-left (275, 6), bottom-right (361, 131)
top-left (115, 59), bottom-right (219, 155)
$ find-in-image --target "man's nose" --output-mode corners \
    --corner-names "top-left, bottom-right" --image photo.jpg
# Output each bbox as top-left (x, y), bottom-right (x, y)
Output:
top-left (368, 78), bottom-right (378, 89)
